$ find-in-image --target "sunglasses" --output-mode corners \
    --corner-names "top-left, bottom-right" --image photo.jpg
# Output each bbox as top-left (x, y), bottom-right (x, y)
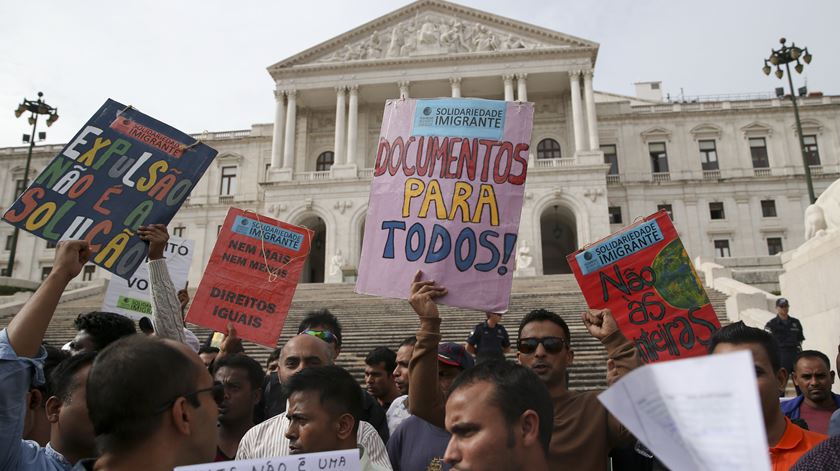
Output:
top-left (517, 337), bottom-right (567, 355)
top-left (154, 381), bottom-right (225, 414)
top-left (301, 329), bottom-right (338, 344)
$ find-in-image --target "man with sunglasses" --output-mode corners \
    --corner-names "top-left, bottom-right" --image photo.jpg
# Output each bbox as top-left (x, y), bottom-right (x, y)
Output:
top-left (297, 311), bottom-right (389, 442)
top-left (516, 308), bottom-right (638, 470)
top-left (0, 240), bottom-right (98, 471)
top-left (84, 335), bottom-right (221, 470)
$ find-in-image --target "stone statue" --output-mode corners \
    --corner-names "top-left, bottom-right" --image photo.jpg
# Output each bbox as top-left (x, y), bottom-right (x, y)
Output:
top-left (386, 26), bottom-right (403, 58)
top-left (516, 241), bottom-right (533, 270)
top-left (804, 177), bottom-right (840, 240)
top-left (329, 249), bottom-right (346, 276)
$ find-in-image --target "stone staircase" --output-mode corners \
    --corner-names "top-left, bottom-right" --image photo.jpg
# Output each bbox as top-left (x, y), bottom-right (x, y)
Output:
top-left (0, 275), bottom-right (730, 391)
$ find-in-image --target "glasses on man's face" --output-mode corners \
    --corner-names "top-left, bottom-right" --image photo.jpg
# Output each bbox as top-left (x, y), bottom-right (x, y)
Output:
top-left (301, 329), bottom-right (337, 344)
top-left (154, 381), bottom-right (225, 414)
top-left (517, 337), bottom-right (566, 355)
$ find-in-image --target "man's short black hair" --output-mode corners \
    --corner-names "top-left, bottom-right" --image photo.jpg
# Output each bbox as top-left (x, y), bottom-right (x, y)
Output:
top-left (365, 347), bottom-right (397, 374)
top-left (267, 346), bottom-right (282, 367)
top-left (138, 317), bottom-right (154, 335)
top-left (297, 309), bottom-right (343, 348)
top-left (796, 350), bottom-right (832, 371)
top-left (86, 336), bottom-right (201, 453)
top-left (708, 321), bottom-right (781, 372)
top-left (518, 309), bottom-right (571, 345)
top-left (74, 311), bottom-right (137, 351)
top-left (449, 360), bottom-right (553, 455)
top-left (213, 353), bottom-right (264, 390)
top-left (399, 336), bottom-right (417, 348)
top-left (198, 346), bottom-right (220, 355)
top-left (49, 351), bottom-right (96, 402)
top-left (282, 365), bottom-right (362, 433)
top-left (34, 345), bottom-right (70, 397)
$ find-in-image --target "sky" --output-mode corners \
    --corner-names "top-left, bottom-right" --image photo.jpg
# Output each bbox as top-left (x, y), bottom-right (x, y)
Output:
top-left (1, 0), bottom-right (838, 147)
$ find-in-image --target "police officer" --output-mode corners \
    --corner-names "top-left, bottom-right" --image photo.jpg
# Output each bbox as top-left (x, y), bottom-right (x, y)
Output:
top-left (765, 297), bottom-right (805, 393)
top-left (466, 312), bottom-right (511, 363)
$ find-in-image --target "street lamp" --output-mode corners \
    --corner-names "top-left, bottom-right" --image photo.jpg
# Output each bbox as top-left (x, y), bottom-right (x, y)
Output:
top-left (763, 37), bottom-right (816, 203)
top-left (5, 92), bottom-right (59, 278)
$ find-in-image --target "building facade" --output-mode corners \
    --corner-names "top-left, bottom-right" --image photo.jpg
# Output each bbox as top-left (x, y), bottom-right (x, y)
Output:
top-left (2, 0), bottom-right (838, 285)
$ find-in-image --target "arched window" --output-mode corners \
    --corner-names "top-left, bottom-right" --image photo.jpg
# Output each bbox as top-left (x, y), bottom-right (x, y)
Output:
top-left (537, 139), bottom-right (561, 159)
top-left (316, 151), bottom-right (334, 171)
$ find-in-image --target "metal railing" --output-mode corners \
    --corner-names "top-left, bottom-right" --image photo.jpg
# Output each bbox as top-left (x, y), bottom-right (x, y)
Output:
top-left (190, 129), bottom-right (251, 140)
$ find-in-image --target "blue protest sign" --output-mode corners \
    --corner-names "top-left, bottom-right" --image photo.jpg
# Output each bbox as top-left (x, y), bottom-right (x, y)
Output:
top-left (3, 99), bottom-right (217, 279)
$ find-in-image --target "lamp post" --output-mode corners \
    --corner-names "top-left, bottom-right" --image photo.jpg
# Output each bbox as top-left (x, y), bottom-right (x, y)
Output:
top-left (6, 92), bottom-right (59, 277)
top-left (763, 37), bottom-right (815, 204)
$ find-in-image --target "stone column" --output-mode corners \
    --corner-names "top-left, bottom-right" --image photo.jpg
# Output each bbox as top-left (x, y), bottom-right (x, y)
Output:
top-left (282, 90), bottom-right (297, 169)
top-left (270, 90), bottom-right (286, 168)
top-left (583, 69), bottom-right (599, 150)
top-left (569, 71), bottom-right (586, 154)
top-left (503, 74), bottom-right (515, 101)
top-left (516, 73), bottom-right (528, 102)
top-left (450, 77), bottom-right (461, 98)
top-left (334, 86), bottom-right (347, 166)
top-left (346, 85), bottom-right (359, 166)
top-left (398, 81), bottom-right (410, 99)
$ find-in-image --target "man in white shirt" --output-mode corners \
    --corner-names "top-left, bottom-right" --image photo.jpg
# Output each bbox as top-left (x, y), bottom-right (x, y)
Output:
top-left (236, 334), bottom-right (391, 469)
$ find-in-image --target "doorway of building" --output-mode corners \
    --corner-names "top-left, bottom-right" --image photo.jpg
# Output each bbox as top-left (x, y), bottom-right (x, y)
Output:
top-left (299, 216), bottom-right (326, 283)
top-left (540, 205), bottom-right (578, 274)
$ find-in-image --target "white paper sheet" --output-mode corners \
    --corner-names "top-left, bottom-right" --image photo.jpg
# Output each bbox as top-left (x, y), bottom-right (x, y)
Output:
top-left (598, 350), bottom-right (771, 471)
top-left (175, 448), bottom-right (360, 471)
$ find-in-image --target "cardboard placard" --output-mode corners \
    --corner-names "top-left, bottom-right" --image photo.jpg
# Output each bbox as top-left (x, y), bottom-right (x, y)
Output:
top-left (355, 98), bottom-right (534, 313)
top-left (185, 208), bottom-right (311, 347)
top-left (567, 211), bottom-right (720, 362)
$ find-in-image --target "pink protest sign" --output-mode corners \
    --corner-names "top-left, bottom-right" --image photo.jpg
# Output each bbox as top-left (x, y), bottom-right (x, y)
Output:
top-left (356, 98), bottom-right (534, 313)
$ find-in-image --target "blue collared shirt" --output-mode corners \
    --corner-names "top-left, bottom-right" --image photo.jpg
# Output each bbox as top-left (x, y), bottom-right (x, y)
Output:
top-left (0, 329), bottom-right (74, 471)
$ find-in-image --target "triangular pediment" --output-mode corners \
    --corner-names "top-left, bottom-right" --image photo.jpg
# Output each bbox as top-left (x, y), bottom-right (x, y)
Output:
top-left (740, 122), bottom-right (774, 137)
top-left (640, 126), bottom-right (672, 141)
top-left (268, 0), bottom-right (598, 74)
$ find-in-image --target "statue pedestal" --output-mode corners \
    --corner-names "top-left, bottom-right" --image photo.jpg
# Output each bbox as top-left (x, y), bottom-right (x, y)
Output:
top-left (779, 230), bottom-right (840, 394)
top-left (514, 267), bottom-right (536, 278)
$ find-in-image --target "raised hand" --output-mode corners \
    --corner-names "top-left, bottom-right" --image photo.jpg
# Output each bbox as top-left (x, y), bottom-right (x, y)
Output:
top-left (408, 270), bottom-right (447, 319)
top-left (51, 240), bottom-right (91, 282)
top-left (137, 224), bottom-right (169, 260)
top-left (582, 308), bottom-right (619, 341)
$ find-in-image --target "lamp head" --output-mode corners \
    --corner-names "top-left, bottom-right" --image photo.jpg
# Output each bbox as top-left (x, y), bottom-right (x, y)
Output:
top-left (762, 64), bottom-right (771, 76)
top-left (803, 52), bottom-right (812, 64)
top-left (795, 63), bottom-right (804, 74)
top-left (775, 69), bottom-right (784, 79)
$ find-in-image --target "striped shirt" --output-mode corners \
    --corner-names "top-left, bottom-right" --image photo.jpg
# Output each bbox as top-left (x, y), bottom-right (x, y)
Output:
top-left (236, 411), bottom-right (392, 470)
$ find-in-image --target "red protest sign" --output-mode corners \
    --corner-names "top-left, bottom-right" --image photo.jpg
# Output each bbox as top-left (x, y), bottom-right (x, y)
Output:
top-left (567, 211), bottom-right (720, 363)
top-left (186, 208), bottom-right (311, 347)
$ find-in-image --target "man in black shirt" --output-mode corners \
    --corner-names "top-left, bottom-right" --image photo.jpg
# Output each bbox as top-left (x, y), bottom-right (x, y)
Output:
top-left (466, 312), bottom-right (511, 363)
top-left (765, 297), bottom-right (805, 393)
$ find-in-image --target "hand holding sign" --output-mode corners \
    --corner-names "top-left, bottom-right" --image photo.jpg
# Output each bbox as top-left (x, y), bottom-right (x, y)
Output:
top-left (52, 240), bottom-right (92, 282)
top-left (409, 270), bottom-right (447, 320)
top-left (137, 224), bottom-right (169, 261)
top-left (582, 308), bottom-right (619, 341)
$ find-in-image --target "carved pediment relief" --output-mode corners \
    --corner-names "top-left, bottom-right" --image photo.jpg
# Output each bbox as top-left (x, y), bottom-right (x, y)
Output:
top-left (640, 127), bottom-right (672, 142)
top-left (740, 122), bottom-right (773, 139)
top-left (269, 0), bottom-right (596, 71)
top-left (689, 123), bottom-right (722, 140)
top-left (794, 118), bottom-right (824, 135)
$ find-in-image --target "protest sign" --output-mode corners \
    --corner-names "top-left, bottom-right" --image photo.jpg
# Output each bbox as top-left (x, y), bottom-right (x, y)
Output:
top-left (186, 207), bottom-right (311, 347)
top-left (567, 210), bottom-right (720, 362)
top-left (598, 350), bottom-right (771, 471)
top-left (174, 449), bottom-right (360, 471)
top-left (2, 99), bottom-right (217, 280)
top-left (102, 236), bottom-right (194, 319)
top-left (355, 98), bottom-right (534, 313)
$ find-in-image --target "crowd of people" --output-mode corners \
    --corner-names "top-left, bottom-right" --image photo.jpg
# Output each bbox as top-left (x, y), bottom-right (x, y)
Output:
top-left (1, 226), bottom-right (839, 471)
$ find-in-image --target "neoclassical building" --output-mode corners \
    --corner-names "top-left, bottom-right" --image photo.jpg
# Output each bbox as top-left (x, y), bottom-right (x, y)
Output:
top-left (2, 0), bottom-right (838, 286)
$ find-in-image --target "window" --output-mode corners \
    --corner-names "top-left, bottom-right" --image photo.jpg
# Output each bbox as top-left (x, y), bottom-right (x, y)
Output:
top-left (41, 266), bottom-right (52, 281)
top-left (657, 204), bottom-right (674, 221)
top-left (648, 142), bottom-right (669, 173)
top-left (46, 240), bottom-right (57, 249)
top-left (219, 166), bottom-right (237, 196)
top-left (601, 144), bottom-right (618, 175)
top-left (767, 237), bottom-right (783, 256)
top-left (714, 240), bottom-right (731, 258)
top-left (173, 226), bottom-right (186, 238)
top-left (803, 135), bottom-right (821, 166)
top-left (749, 138), bottom-right (769, 168)
top-left (709, 202), bottom-right (725, 220)
top-left (14, 179), bottom-right (26, 198)
top-left (0, 268), bottom-right (8, 276)
top-left (4, 235), bottom-right (12, 251)
top-left (82, 265), bottom-right (95, 282)
top-left (608, 206), bottom-right (623, 224)
top-left (761, 200), bottom-right (777, 218)
top-left (537, 139), bottom-right (562, 160)
top-left (699, 140), bottom-right (719, 171)
top-left (316, 151), bottom-right (335, 171)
